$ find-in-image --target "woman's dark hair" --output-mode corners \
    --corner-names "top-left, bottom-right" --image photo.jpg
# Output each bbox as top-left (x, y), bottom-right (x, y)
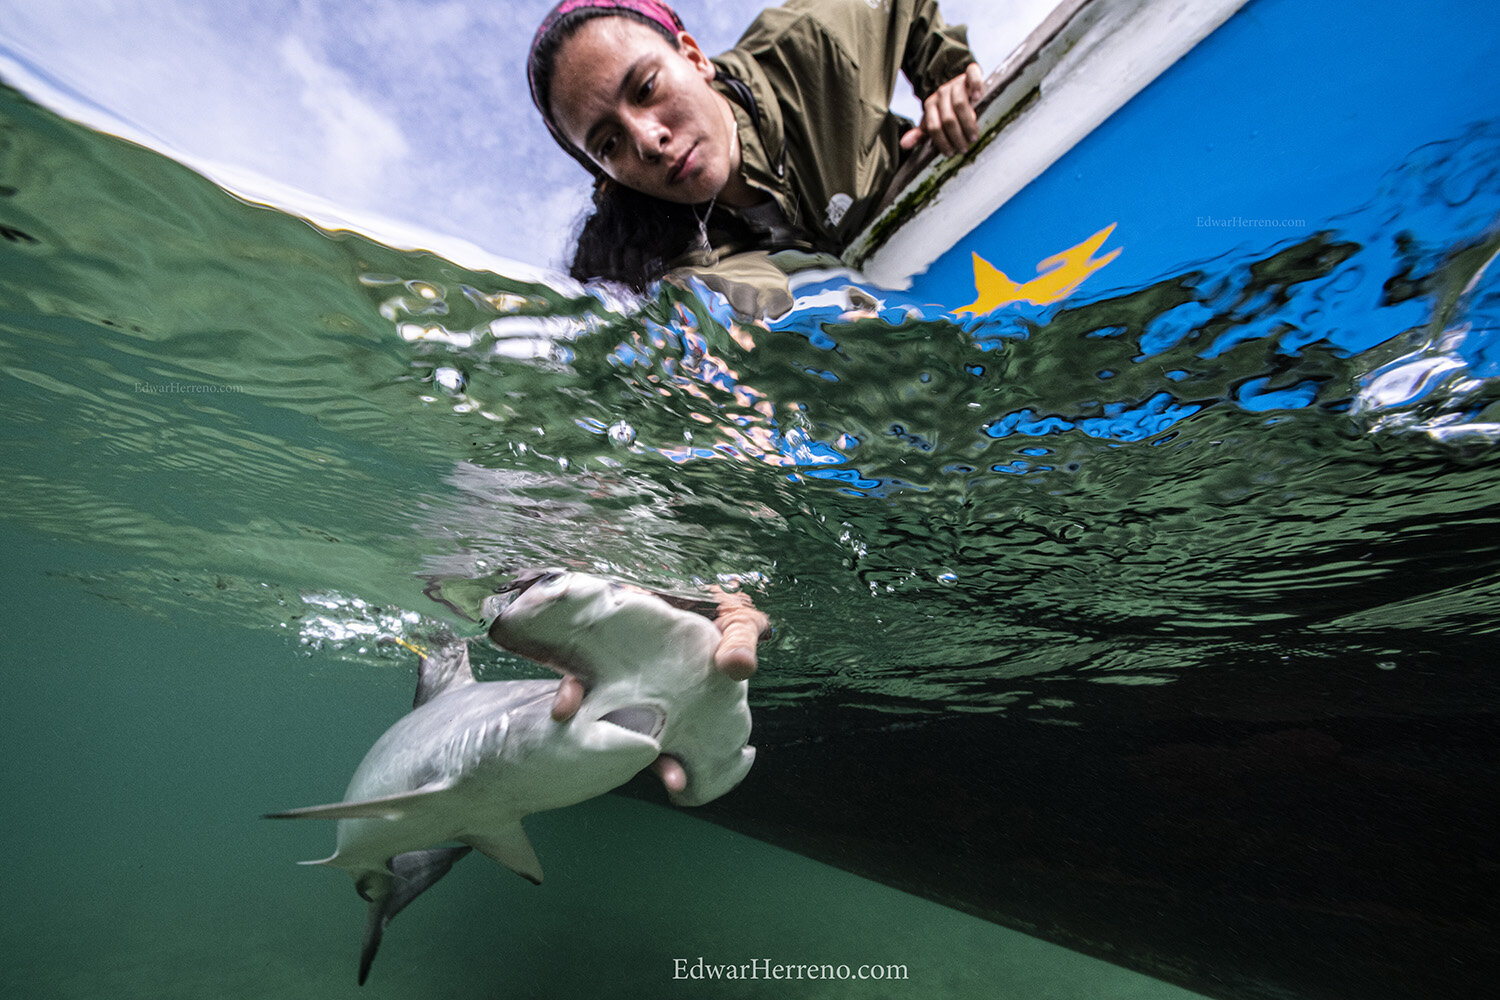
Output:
top-left (569, 182), bottom-right (704, 291)
top-left (529, 7), bottom-right (706, 291)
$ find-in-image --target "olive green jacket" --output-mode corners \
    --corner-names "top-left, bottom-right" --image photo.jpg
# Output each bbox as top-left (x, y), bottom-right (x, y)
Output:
top-left (668, 0), bottom-right (976, 317)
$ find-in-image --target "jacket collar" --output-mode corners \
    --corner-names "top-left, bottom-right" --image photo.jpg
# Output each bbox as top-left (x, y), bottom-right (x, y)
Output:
top-left (710, 51), bottom-right (786, 197)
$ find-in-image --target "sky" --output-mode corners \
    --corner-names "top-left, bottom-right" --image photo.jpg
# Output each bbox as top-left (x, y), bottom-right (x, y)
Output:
top-left (0, 0), bottom-right (1056, 275)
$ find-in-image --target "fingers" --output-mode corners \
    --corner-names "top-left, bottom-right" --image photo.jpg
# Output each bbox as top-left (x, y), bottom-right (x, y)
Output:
top-left (918, 92), bottom-right (943, 155)
top-left (652, 754), bottom-right (687, 795)
top-left (550, 674), bottom-right (585, 722)
top-left (709, 588), bottom-right (769, 681)
top-left (715, 617), bottom-right (762, 680)
top-left (934, 73), bottom-right (977, 154)
top-left (916, 63), bottom-right (983, 157)
top-left (714, 608), bottom-right (766, 679)
top-left (953, 62), bottom-right (982, 149)
top-left (934, 85), bottom-right (961, 155)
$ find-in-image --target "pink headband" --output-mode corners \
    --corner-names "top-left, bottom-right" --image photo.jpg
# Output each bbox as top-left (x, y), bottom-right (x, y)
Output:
top-left (527, 0), bottom-right (686, 169)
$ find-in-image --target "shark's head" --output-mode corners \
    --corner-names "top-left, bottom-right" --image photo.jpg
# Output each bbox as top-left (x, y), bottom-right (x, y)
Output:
top-left (488, 570), bottom-right (754, 808)
top-left (488, 570), bottom-right (719, 685)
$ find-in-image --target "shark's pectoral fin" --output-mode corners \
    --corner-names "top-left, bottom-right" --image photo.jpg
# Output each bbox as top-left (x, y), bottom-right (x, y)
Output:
top-left (297, 854), bottom-right (339, 867)
top-left (464, 823), bottom-right (544, 885)
top-left (355, 846), bottom-right (471, 986)
top-left (264, 781), bottom-right (453, 822)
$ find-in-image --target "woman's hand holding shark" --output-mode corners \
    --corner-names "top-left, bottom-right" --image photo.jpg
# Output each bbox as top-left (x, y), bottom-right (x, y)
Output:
top-left (549, 586), bottom-right (768, 795)
top-left (706, 586), bottom-right (768, 681)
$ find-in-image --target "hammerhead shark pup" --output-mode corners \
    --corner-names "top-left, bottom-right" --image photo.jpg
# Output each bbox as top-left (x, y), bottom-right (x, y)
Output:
top-left (267, 571), bottom-right (755, 983)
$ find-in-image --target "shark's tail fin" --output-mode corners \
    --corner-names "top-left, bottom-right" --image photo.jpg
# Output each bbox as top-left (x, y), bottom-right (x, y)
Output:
top-left (356, 845), bottom-right (471, 986)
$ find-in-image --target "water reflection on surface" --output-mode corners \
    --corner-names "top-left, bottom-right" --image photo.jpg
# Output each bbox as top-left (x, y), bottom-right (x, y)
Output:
top-left (2, 87), bottom-right (1497, 713)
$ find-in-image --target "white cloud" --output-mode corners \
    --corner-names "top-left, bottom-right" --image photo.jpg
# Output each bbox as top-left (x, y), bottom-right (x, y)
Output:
top-left (277, 34), bottom-right (411, 198)
top-left (955, 0), bottom-right (1062, 68)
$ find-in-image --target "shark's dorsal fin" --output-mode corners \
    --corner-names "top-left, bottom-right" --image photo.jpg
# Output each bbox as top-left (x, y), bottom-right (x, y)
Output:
top-left (464, 822), bottom-right (544, 884)
top-left (264, 781), bottom-right (453, 822)
top-left (414, 641), bottom-right (476, 709)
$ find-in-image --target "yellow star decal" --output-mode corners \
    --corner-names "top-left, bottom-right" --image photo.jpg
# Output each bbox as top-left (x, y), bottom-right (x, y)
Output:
top-left (955, 223), bottom-right (1122, 315)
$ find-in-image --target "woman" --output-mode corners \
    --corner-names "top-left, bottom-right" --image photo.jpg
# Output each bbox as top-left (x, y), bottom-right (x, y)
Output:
top-left (526, 0), bottom-right (979, 787)
top-left (528, 0), bottom-right (984, 314)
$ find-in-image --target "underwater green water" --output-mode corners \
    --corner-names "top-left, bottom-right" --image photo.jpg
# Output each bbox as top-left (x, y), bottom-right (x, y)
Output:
top-left (2, 69), bottom-right (1497, 998)
top-left (0, 531), bottom-right (1212, 999)
top-left (0, 80), bottom-right (1226, 999)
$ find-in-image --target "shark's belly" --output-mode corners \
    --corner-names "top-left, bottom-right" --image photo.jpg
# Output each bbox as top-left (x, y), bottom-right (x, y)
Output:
top-left (331, 681), bottom-right (558, 861)
top-left (346, 682), bottom-right (557, 793)
top-left (328, 679), bottom-right (659, 864)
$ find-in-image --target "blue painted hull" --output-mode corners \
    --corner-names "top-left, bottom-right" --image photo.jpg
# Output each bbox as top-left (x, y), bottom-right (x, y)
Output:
top-left (910, 0), bottom-right (1499, 333)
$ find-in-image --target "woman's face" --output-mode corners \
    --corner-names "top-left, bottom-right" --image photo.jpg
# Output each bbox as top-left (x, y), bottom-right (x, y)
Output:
top-left (549, 17), bottom-right (741, 206)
